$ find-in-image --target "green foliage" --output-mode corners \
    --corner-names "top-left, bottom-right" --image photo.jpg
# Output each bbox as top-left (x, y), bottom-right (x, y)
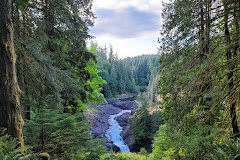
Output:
top-left (151, 111), bottom-right (162, 134)
top-left (139, 148), bottom-right (149, 159)
top-left (100, 151), bottom-right (147, 160)
top-left (152, 0), bottom-right (240, 159)
top-left (0, 129), bottom-right (37, 160)
top-left (85, 45), bottom-right (107, 106)
top-left (0, 129), bottom-right (17, 155)
top-left (138, 86), bottom-right (147, 92)
top-left (151, 125), bottom-right (174, 160)
top-left (122, 55), bottom-right (159, 87)
top-left (23, 107), bottom-right (106, 160)
top-left (14, 0), bottom-right (29, 11)
top-left (0, 149), bottom-right (22, 160)
top-left (91, 42), bottom-right (159, 98)
top-left (130, 96), bottom-right (163, 149)
top-left (208, 139), bottom-right (240, 160)
top-left (130, 97), bottom-right (151, 146)
top-left (9, 1), bottom-right (109, 158)
top-left (14, 0), bottom-right (102, 111)
top-left (147, 75), bottom-right (160, 104)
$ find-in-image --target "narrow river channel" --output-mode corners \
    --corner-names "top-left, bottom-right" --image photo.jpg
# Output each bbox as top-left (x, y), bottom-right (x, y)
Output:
top-left (106, 110), bottom-right (131, 152)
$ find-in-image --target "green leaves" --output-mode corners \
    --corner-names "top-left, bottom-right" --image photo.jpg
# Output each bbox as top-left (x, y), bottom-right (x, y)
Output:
top-left (85, 45), bottom-right (107, 105)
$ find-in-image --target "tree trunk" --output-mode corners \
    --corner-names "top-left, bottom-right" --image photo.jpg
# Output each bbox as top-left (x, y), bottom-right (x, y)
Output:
top-left (233, 3), bottom-right (239, 57)
top-left (0, 0), bottom-right (24, 148)
top-left (205, 0), bottom-right (210, 54)
top-left (223, 0), bottom-right (239, 137)
top-left (200, 1), bottom-right (205, 59)
top-left (198, 0), bottom-right (212, 129)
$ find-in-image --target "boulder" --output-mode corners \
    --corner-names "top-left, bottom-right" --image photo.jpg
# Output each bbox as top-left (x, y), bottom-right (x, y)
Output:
top-left (106, 98), bottom-right (120, 104)
top-left (105, 140), bottom-right (120, 152)
top-left (112, 101), bottom-right (136, 110)
top-left (115, 112), bottom-right (130, 127)
top-left (118, 93), bottom-right (137, 100)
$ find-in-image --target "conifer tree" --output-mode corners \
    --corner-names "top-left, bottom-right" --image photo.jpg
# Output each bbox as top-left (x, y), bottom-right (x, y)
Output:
top-left (0, 0), bottom-right (24, 149)
top-left (152, 0), bottom-right (240, 158)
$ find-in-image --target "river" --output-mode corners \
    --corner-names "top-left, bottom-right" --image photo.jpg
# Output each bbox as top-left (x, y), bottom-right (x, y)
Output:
top-left (106, 110), bottom-right (131, 152)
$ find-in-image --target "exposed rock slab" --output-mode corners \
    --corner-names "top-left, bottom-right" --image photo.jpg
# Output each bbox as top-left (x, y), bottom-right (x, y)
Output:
top-left (112, 101), bottom-right (136, 110)
top-left (115, 112), bottom-right (130, 127)
top-left (106, 98), bottom-right (120, 105)
top-left (118, 93), bottom-right (137, 100)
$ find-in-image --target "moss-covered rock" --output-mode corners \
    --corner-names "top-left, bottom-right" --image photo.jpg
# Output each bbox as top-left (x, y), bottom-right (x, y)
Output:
top-left (39, 152), bottom-right (50, 160)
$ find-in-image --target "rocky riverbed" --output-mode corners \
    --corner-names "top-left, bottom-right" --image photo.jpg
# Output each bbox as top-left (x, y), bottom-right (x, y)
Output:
top-left (89, 94), bottom-right (137, 152)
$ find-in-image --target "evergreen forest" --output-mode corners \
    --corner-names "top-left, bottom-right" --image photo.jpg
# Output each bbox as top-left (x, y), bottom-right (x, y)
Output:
top-left (91, 43), bottom-right (159, 98)
top-left (0, 0), bottom-right (240, 160)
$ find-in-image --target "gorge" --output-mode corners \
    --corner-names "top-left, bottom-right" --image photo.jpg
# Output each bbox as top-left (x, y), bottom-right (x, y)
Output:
top-left (89, 94), bottom-right (137, 152)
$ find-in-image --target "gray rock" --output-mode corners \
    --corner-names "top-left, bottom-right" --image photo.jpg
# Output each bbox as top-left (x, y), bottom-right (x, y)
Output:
top-left (115, 112), bottom-right (130, 127)
top-left (118, 93), bottom-right (137, 100)
top-left (106, 98), bottom-right (120, 104)
top-left (90, 104), bottom-right (121, 139)
top-left (112, 101), bottom-right (136, 110)
top-left (105, 140), bottom-right (120, 152)
top-left (115, 112), bottom-right (138, 152)
top-left (89, 100), bottom-right (138, 152)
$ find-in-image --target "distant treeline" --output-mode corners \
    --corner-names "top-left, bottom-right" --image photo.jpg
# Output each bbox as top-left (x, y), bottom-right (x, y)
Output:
top-left (91, 43), bottom-right (160, 98)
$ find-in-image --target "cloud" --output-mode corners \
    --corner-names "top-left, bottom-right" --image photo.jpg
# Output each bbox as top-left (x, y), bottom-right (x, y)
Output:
top-left (93, 0), bottom-right (129, 10)
top-left (90, 30), bottom-right (160, 58)
top-left (90, 7), bottom-right (160, 39)
top-left (89, 0), bottom-right (162, 58)
top-left (93, 0), bottom-right (162, 14)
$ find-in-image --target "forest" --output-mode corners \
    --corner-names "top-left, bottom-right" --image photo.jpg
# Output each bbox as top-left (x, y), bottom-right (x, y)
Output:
top-left (91, 43), bottom-right (159, 98)
top-left (0, 0), bottom-right (240, 160)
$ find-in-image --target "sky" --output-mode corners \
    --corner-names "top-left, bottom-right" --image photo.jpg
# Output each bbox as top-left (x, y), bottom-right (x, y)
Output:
top-left (89, 0), bottom-right (163, 58)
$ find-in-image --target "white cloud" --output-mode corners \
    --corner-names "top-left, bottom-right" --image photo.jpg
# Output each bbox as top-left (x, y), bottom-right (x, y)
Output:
top-left (91, 7), bottom-right (160, 39)
top-left (91, 31), bottom-right (160, 58)
top-left (93, 0), bottom-right (162, 14)
top-left (129, 0), bottom-right (162, 14)
top-left (90, 0), bottom-right (162, 58)
top-left (93, 0), bottom-right (129, 10)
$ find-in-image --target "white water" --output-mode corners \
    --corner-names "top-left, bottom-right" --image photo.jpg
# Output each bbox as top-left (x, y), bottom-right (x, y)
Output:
top-left (106, 110), bottom-right (131, 152)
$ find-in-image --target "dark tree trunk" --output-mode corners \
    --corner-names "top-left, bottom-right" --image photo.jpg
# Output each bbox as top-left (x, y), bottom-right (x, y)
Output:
top-left (205, 0), bottom-right (210, 54)
top-left (200, 2), bottom-right (205, 60)
top-left (233, 3), bottom-right (239, 57)
top-left (199, 0), bottom-right (212, 129)
top-left (0, 0), bottom-right (24, 148)
top-left (223, 0), bottom-right (239, 137)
